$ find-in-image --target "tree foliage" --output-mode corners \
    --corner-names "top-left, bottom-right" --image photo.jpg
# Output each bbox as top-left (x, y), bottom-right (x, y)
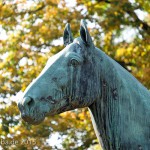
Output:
top-left (0, 0), bottom-right (149, 149)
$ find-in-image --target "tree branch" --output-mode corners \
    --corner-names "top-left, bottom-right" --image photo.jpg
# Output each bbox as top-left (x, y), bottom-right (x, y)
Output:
top-left (121, 2), bottom-right (150, 34)
top-left (1, 3), bottom-right (46, 20)
top-left (96, 0), bottom-right (111, 3)
top-left (126, 9), bottom-right (150, 34)
top-left (23, 3), bottom-right (46, 14)
top-left (96, 0), bottom-right (150, 34)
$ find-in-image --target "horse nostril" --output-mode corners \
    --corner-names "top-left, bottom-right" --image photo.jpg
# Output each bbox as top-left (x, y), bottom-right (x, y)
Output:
top-left (27, 98), bottom-right (34, 107)
top-left (22, 96), bottom-right (35, 108)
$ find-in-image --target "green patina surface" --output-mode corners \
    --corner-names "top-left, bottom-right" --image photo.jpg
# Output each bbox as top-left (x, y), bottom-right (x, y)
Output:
top-left (18, 20), bottom-right (150, 150)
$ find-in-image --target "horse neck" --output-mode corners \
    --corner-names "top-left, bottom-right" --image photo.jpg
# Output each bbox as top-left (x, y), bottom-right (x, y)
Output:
top-left (88, 47), bottom-right (150, 149)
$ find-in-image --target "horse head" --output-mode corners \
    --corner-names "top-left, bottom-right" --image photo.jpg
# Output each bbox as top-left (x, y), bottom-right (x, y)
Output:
top-left (18, 20), bottom-right (100, 125)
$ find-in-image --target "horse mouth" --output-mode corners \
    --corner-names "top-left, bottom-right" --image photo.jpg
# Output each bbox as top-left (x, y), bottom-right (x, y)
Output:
top-left (20, 111), bottom-right (45, 125)
top-left (18, 101), bottom-right (46, 125)
top-left (21, 115), bottom-right (45, 125)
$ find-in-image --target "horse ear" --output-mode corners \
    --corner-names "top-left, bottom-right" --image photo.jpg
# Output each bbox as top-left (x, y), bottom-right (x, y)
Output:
top-left (63, 23), bottom-right (74, 46)
top-left (80, 20), bottom-right (93, 45)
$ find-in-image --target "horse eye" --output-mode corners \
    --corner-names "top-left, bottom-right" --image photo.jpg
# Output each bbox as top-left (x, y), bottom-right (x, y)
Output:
top-left (70, 59), bottom-right (80, 67)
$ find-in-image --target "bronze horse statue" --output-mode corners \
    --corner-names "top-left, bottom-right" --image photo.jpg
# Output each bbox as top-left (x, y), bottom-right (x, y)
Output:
top-left (18, 20), bottom-right (150, 150)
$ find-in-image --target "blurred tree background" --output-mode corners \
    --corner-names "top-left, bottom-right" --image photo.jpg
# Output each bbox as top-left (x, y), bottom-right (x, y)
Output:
top-left (0, 0), bottom-right (149, 149)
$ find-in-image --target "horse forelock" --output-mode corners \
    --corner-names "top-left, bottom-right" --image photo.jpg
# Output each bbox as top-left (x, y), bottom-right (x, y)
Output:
top-left (73, 37), bottom-right (84, 46)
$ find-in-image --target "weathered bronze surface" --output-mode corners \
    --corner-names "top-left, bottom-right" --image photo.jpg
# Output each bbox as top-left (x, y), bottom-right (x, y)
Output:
top-left (18, 20), bottom-right (150, 150)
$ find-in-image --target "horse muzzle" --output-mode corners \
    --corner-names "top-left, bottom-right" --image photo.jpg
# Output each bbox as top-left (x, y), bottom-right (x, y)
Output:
top-left (18, 96), bottom-right (45, 125)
